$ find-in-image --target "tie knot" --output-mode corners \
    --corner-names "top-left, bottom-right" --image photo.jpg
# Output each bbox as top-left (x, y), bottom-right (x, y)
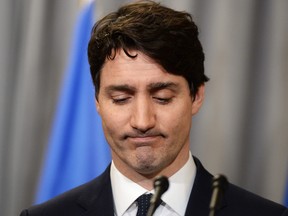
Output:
top-left (136, 193), bottom-right (152, 216)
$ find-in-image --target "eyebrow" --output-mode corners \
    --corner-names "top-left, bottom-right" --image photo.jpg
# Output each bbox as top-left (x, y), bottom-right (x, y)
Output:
top-left (104, 84), bottom-right (136, 95)
top-left (104, 82), bottom-right (179, 95)
top-left (147, 82), bottom-right (179, 92)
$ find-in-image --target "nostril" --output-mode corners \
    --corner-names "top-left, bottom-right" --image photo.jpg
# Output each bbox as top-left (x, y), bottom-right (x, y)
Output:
top-left (131, 119), bottom-right (155, 133)
top-left (130, 98), bottom-right (156, 132)
top-left (130, 112), bottom-right (156, 132)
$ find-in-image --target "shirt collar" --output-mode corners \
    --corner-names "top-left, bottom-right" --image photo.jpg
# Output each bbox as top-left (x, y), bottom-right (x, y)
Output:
top-left (110, 152), bottom-right (196, 216)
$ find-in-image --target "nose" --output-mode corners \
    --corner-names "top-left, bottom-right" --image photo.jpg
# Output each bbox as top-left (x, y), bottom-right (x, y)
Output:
top-left (130, 96), bottom-right (156, 132)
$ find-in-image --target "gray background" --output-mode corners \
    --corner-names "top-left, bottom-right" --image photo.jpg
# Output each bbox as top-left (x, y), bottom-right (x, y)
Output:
top-left (0, 0), bottom-right (287, 215)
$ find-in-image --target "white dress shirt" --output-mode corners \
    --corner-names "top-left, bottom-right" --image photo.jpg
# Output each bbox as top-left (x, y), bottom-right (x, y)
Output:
top-left (110, 152), bottom-right (196, 216)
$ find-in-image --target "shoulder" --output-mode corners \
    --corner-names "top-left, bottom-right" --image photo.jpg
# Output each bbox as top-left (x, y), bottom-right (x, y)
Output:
top-left (221, 183), bottom-right (288, 215)
top-left (192, 156), bottom-right (288, 216)
top-left (20, 166), bottom-right (111, 216)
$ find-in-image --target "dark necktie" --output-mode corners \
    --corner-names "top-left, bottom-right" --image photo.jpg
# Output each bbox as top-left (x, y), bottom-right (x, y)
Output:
top-left (136, 193), bottom-right (152, 216)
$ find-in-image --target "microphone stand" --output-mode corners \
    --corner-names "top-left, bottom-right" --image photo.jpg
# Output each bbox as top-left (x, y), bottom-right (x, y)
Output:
top-left (209, 174), bottom-right (228, 216)
top-left (145, 174), bottom-right (227, 216)
top-left (147, 176), bottom-right (169, 216)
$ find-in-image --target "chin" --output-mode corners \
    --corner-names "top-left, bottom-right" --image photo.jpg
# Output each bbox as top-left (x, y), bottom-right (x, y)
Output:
top-left (133, 160), bottom-right (164, 176)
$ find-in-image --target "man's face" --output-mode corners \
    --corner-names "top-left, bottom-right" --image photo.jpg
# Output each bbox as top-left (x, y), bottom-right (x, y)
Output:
top-left (96, 50), bottom-right (204, 178)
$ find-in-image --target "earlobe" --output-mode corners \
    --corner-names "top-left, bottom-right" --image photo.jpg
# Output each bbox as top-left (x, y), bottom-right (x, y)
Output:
top-left (95, 98), bottom-right (100, 113)
top-left (191, 84), bottom-right (205, 115)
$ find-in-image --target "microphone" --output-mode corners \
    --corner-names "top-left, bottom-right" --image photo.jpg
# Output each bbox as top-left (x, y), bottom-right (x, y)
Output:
top-left (209, 174), bottom-right (228, 216)
top-left (147, 176), bottom-right (169, 216)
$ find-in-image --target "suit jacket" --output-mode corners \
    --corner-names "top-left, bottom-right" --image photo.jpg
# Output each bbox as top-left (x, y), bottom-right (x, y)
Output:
top-left (20, 157), bottom-right (288, 216)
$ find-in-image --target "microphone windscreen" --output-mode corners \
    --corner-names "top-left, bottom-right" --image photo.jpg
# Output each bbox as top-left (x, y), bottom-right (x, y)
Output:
top-left (154, 176), bottom-right (169, 194)
top-left (212, 174), bottom-right (228, 190)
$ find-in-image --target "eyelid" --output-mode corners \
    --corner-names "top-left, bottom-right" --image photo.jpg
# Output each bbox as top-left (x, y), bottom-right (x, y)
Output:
top-left (153, 96), bottom-right (173, 104)
top-left (112, 96), bottom-right (131, 104)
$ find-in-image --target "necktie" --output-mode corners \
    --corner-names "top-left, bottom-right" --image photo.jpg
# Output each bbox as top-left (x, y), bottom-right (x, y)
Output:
top-left (136, 193), bottom-right (152, 216)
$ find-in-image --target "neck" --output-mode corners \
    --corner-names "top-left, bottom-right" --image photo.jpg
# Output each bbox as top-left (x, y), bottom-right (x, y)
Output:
top-left (112, 147), bottom-right (190, 190)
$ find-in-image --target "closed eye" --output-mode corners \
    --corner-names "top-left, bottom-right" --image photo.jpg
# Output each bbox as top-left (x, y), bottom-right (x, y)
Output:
top-left (153, 97), bottom-right (173, 104)
top-left (112, 97), bottom-right (131, 104)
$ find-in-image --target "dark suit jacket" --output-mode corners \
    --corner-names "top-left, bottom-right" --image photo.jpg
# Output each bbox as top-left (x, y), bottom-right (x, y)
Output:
top-left (20, 157), bottom-right (288, 216)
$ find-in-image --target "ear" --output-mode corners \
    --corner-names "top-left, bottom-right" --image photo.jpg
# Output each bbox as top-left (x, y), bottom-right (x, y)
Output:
top-left (95, 98), bottom-right (100, 114)
top-left (191, 84), bottom-right (205, 116)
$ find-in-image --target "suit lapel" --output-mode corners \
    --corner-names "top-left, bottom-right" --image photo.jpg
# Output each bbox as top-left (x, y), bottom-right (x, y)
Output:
top-left (74, 157), bottom-right (227, 216)
top-left (185, 157), bottom-right (213, 216)
top-left (77, 165), bottom-right (115, 216)
top-left (185, 157), bottom-right (228, 216)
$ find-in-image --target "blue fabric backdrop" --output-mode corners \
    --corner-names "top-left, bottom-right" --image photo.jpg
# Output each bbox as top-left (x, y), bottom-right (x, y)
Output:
top-left (35, 2), bottom-right (111, 204)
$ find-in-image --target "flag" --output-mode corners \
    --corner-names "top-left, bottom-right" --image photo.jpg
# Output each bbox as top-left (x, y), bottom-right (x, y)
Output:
top-left (35, 2), bottom-right (111, 204)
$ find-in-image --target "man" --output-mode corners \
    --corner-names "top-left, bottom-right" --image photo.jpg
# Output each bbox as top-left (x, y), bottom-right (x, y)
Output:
top-left (20, 1), bottom-right (288, 215)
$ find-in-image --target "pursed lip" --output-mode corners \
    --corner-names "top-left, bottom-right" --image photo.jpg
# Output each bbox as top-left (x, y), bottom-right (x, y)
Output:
top-left (127, 135), bottom-right (162, 147)
top-left (123, 130), bottom-right (164, 139)
top-left (127, 135), bottom-right (161, 144)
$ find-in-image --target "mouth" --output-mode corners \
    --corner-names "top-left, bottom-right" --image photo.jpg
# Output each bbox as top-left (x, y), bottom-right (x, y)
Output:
top-left (122, 131), bottom-right (166, 147)
top-left (123, 130), bottom-right (165, 139)
top-left (128, 135), bottom-right (160, 143)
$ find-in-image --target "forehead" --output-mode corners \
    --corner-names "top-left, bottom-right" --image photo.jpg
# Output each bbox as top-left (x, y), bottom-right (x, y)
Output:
top-left (100, 50), bottom-right (187, 88)
top-left (102, 50), bottom-right (164, 77)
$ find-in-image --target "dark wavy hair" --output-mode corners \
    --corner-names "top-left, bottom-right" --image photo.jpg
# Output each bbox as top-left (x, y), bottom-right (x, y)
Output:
top-left (88, 0), bottom-right (209, 98)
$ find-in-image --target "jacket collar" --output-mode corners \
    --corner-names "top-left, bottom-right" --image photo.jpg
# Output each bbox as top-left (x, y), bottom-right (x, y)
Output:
top-left (75, 157), bottom-right (227, 216)
top-left (77, 165), bottom-right (114, 216)
top-left (185, 156), bottom-right (227, 216)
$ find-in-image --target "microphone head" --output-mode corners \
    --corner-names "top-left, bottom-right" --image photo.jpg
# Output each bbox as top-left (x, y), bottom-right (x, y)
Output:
top-left (212, 174), bottom-right (228, 190)
top-left (154, 176), bottom-right (169, 194)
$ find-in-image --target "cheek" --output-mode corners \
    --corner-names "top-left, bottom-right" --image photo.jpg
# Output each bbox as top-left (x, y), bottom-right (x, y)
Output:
top-left (160, 102), bottom-right (192, 122)
top-left (159, 104), bottom-right (192, 135)
top-left (100, 107), bottom-right (129, 135)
